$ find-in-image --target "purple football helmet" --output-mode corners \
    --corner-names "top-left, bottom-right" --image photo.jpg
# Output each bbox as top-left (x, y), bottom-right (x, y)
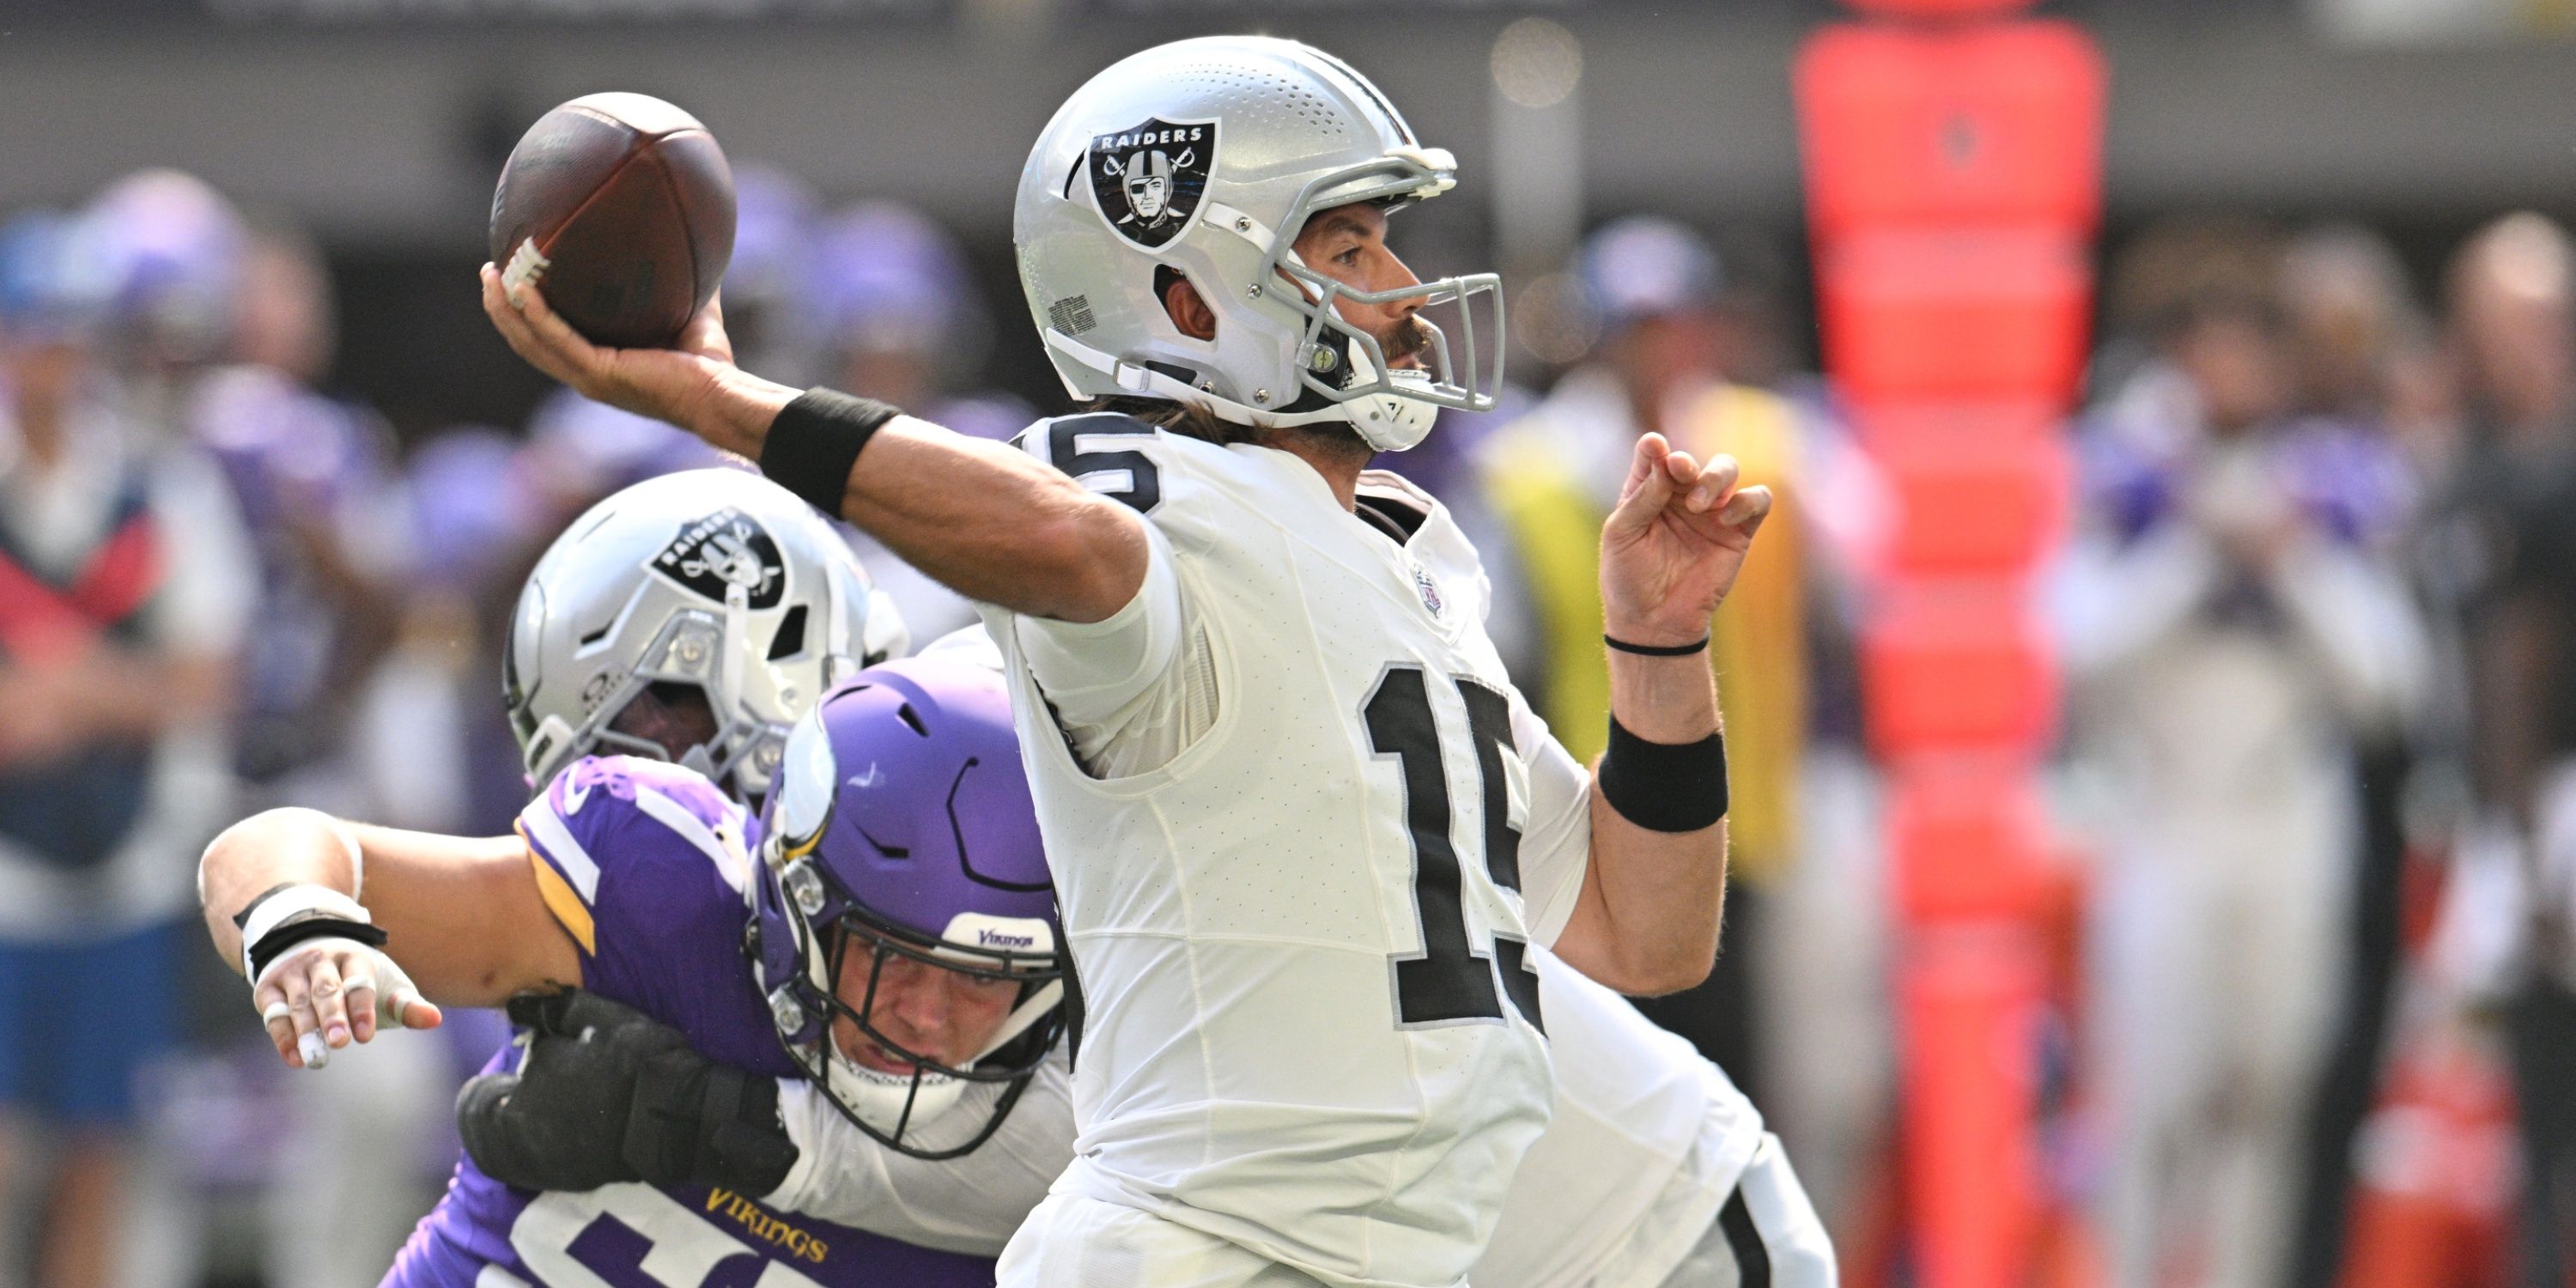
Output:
top-left (750, 656), bottom-right (1063, 1159)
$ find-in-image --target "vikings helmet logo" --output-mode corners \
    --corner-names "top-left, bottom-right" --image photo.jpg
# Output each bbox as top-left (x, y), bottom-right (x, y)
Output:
top-left (1087, 116), bottom-right (1217, 252)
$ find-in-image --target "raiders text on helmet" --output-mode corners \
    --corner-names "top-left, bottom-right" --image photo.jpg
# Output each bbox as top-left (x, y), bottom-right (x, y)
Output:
top-left (503, 468), bottom-right (908, 800)
top-left (1014, 36), bottom-right (1505, 452)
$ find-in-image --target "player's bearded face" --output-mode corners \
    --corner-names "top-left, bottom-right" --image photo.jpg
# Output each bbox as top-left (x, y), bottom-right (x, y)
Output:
top-left (828, 928), bottom-right (1022, 1073)
top-left (1290, 202), bottom-right (1432, 371)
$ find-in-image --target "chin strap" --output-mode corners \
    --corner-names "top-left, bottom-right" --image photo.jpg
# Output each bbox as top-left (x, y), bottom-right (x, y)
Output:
top-left (1042, 330), bottom-right (1386, 437)
top-left (974, 980), bottom-right (1066, 1063)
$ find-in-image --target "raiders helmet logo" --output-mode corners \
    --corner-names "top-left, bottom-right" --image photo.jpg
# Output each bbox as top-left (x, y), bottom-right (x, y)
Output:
top-left (651, 507), bottom-right (786, 610)
top-left (1088, 117), bottom-right (1218, 250)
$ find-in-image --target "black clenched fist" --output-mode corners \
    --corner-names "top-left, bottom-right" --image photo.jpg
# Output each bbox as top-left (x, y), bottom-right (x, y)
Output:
top-left (456, 988), bottom-right (798, 1196)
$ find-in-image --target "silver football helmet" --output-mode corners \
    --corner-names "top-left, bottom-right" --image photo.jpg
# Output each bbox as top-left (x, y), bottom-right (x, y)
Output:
top-left (503, 468), bottom-right (908, 799)
top-left (1013, 36), bottom-right (1504, 452)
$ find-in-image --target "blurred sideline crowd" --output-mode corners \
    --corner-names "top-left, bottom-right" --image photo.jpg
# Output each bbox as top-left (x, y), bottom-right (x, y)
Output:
top-left (0, 162), bottom-right (2571, 1288)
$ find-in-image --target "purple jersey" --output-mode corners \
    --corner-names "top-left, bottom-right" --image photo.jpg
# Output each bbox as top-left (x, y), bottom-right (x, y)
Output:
top-left (386, 756), bottom-right (998, 1288)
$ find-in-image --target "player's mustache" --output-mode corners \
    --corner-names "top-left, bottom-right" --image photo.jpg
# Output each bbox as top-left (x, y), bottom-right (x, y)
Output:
top-left (1382, 317), bottom-right (1432, 365)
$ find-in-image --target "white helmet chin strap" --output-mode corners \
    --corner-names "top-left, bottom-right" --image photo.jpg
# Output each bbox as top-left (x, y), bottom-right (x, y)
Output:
top-left (1042, 329), bottom-right (1438, 452)
top-left (824, 1050), bottom-right (968, 1134)
top-left (790, 899), bottom-right (1063, 1117)
top-left (1336, 347), bottom-right (1441, 452)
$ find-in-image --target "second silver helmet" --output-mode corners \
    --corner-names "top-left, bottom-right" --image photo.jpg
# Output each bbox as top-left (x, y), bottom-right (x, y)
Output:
top-left (503, 468), bottom-right (908, 799)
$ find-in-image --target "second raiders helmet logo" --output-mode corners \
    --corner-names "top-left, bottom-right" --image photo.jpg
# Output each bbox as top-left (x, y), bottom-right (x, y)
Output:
top-left (1088, 116), bottom-right (1217, 251)
top-left (651, 507), bottom-right (786, 610)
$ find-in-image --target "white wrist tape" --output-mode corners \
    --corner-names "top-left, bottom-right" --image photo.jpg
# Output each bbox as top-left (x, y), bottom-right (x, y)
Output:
top-left (239, 884), bottom-right (372, 981)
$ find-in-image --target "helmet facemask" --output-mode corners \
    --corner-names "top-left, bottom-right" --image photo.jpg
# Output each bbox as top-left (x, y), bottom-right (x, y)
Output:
top-left (516, 587), bottom-right (799, 804)
top-left (1245, 155), bottom-right (1506, 450)
top-left (761, 838), bottom-right (1066, 1160)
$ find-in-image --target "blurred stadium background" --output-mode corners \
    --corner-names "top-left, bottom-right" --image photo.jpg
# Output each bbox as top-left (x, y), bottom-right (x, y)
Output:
top-left (3, 0), bottom-right (2576, 1286)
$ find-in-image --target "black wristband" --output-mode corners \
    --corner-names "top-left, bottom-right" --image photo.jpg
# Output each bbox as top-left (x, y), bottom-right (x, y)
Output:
top-left (758, 388), bottom-right (901, 516)
top-left (246, 915), bottom-right (390, 981)
top-left (1597, 715), bottom-right (1728, 833)
top-left (1605, 634), bottom-right (1710, 657)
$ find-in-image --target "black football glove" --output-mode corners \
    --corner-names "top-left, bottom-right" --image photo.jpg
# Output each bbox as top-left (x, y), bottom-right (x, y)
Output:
top-left (455, 988), bottom-right (799, 1195)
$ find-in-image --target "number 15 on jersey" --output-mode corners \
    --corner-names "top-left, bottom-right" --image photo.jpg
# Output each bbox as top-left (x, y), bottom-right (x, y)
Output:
top-left (1364, 665), bottom-right (1544, 1035)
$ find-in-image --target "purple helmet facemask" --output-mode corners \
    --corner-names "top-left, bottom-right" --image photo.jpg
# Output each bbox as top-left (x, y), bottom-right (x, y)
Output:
top-left (749, 657), bottom-right (1064, 1160)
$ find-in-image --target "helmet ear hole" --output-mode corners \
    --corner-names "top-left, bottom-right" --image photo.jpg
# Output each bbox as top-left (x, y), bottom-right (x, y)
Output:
top-left (1155, 265), bottom-right (1215, 342)
top-left (769, 604), bottom-right (810, 661)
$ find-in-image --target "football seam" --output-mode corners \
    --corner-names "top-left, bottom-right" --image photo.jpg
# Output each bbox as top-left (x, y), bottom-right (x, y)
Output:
top-left (645, 131), bottom-right (714, 304)
top-left (529, 140), bottom-right (655, 258)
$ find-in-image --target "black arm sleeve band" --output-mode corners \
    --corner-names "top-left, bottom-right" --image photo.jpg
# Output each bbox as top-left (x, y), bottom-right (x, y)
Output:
top-left (756, 388), bottom-right (902, 516)
top-left (1596, 715), bottom-right (1728, 833)
top-left (246, 916), bottom-right (390, 981)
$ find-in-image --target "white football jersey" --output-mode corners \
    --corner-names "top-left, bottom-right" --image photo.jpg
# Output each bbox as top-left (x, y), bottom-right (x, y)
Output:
top-left (1474, 948), bottom-right (1766, 1288)
top-left (982, 414), bottom-right (1595, 1287)
top-left (769, 920), bottom-right (1768, 1288)
top-left (766, 1050), bottom-right (1077, 1257)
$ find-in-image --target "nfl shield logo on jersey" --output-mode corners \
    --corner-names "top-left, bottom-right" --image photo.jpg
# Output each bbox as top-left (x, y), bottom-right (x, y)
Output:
top-left (1411, 561), bottom-right (1445, 620)
top-left (651, 507), bottom-right (786, 610)
top-left (1088, 117), bottom-right (1217, 250)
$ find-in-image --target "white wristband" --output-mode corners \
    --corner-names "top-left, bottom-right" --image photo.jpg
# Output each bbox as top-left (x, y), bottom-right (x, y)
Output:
top-left (238, 884), bottom-right (372, 981)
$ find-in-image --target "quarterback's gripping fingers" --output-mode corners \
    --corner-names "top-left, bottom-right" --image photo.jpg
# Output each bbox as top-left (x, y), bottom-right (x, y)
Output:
top-left (674, 289), bottom-right (730, 361)
top-left (480, 267), bottom-right (583, 385)
top-left (501, 270), bottom-right (605, 368)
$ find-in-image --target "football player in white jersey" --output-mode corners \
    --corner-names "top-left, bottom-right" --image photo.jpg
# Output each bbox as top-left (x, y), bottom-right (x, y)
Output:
top-left (476, 630), bottom-right (1835, 1288)
top-left (482, 36), bottom-right (1771, 1288)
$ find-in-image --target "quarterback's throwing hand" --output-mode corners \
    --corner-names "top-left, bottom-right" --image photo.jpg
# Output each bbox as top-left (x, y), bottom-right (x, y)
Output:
top-left (1599, 432), bottom-right (1773, 647)
top-left (477, 264), bottom-right (737, 433)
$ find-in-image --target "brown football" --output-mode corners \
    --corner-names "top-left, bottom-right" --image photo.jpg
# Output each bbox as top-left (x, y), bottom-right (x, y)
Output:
top-left (488, 92), bottom-right (735, 349)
